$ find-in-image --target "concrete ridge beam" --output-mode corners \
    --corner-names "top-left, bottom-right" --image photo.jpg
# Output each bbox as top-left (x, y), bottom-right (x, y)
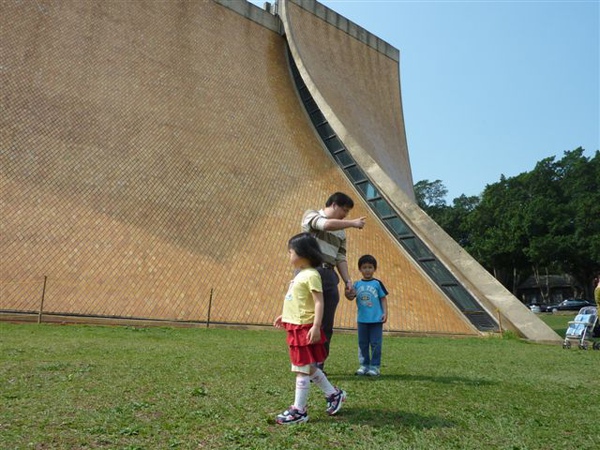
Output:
top-left (279, 0), bottom-right (561, 343)
top-left (287, 0), bottom-right (399, 61)
top-left (213, 0), bottom-right (280, 32)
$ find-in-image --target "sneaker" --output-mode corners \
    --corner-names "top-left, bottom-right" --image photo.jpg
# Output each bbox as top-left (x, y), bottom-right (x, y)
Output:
top-left (325, 388), bottom-right (346, 415)
top-left (366, 367), bottom-right (380, 377)
top-left (276, 406), bottom-right (309, 425)
top-left (355, 366), bottom-right (368, 376)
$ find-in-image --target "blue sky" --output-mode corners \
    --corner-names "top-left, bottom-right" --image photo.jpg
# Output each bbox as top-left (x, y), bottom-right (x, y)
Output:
top-left (249, 0), bottom-right (599, 201)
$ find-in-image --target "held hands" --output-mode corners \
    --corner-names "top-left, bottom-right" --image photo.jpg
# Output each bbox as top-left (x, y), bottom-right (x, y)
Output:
top-left (344, 286), bottom-right (356, 300)
top-left (344, 279), bottom-right (356, 300)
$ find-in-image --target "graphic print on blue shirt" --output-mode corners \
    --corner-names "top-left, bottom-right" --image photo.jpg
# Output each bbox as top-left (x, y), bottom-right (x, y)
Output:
top-left (354, 278), bottom-right (388, 323)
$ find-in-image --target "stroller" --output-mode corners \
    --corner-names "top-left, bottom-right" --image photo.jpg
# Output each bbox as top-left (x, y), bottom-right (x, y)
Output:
top-left (562, 306), bottom-right (599, 350)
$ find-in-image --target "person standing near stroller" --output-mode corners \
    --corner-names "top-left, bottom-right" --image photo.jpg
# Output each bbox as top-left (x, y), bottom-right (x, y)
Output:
top-left (346, 254), bottom-right (388, 376)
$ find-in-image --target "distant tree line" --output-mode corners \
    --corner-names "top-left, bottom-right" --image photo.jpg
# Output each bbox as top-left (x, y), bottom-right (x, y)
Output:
top-left (414, 147), bottom-right (600, 300)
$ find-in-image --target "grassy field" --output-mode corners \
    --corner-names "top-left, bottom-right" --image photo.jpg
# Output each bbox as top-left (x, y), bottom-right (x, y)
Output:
top-left (537, 312), bottom-right (573, 337)
top-left (1, 319), bottom-right (598, 450)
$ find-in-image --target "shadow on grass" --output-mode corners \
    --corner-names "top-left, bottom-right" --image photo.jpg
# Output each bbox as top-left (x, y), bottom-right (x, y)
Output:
top-left (332, 373), bottom-right (496, 386)
top-left (311, 408), bottom-right (455, 429)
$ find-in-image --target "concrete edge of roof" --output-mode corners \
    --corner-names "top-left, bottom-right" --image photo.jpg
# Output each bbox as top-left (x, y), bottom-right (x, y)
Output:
top-left (213, 0), bottom-right (561, 344)
top-left (278, 0), bottom-right (561, 345)
top-left (213, 0), bottom-right (281, 33)
top-left (287, 0), bottom-right (399, 62)
top-left (215, 0), bottom-right (399, 62)
top-left (279, 0), bottom-right (486, 337)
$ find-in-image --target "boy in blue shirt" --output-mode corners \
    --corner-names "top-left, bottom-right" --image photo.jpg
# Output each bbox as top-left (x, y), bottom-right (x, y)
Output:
top-left (346, 254), bottom-right (388, 376)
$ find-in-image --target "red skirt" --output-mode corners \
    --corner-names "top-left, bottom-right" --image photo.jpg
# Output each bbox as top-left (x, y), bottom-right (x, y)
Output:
top-left (284, 323), bottom-right (328, 366)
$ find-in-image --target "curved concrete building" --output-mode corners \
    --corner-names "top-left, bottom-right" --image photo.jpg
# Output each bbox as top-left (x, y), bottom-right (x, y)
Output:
top-left (0, 0), bottom-right (559, 342)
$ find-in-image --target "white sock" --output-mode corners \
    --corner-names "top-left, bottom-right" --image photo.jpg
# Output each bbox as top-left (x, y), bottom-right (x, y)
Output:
top-left (309, 368), bottom-right (337, 397)
top-left (293, 374), bottom-right (310, 411)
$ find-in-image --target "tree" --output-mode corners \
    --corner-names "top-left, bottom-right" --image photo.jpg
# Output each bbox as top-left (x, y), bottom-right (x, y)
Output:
top-left (464, 174), bottom-right (531, 290)
top-left (518, 148), bottom-right (600, 297)
top-left (413, 180), bottom-right (478, 245)
top-left (445, 194), bottom-right (480, 246)
top-left (413, 147), bottom-right (600, 299)
top-left (414, 179), bottom-right (447, 209)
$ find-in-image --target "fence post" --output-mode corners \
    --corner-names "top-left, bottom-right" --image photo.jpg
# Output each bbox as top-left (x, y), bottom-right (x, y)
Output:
top-left (496, 308), bottom-right (503, 333)
top-left (207, 288), bottom-right (213, 328)
top-left (38, 275), bottom-right (47, 324)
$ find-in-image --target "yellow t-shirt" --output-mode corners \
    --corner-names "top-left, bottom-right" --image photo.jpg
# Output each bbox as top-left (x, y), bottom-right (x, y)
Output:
top-left (282, 267), bottom-right (322, 325)
top-left (595, 285), bottom-right (600, 304)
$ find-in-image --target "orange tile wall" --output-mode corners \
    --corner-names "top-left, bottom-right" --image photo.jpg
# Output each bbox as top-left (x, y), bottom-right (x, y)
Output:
top-left (0, 0), bottom-right (475, 335)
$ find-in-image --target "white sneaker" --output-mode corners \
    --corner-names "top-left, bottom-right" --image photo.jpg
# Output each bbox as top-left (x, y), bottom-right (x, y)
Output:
top-left (276, 406), bottom-right (309, 425)
top-left (355, 366), bottom-right (368, 376)
top-left (366, 367), bottom-right (380, 377)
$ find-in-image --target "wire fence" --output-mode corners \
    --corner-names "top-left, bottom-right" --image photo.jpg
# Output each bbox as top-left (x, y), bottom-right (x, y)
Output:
top-left (1, 276), bottom-right (246, 328)
top-left (0, 275), bottom-right (365, 331)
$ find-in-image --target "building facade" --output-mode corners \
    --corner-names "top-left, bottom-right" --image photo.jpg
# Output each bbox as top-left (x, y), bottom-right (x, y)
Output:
top-left (0, 0), bottom-right (558, 341)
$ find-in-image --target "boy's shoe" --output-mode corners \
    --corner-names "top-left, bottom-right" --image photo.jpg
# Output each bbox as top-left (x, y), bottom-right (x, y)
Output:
top-left (355, 366), bottom-right (368, 376)
top-left (366, 367), bottom-right (380, 377)
top-left (276, 406), bottom-right (309, 425)
top-left (325, 388), bottom-right (346, 415)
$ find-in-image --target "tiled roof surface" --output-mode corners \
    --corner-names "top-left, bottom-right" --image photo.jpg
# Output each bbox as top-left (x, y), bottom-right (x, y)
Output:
top-left (284, 0), bottom-right (414, 199)
top-left (0, 0), bottom-right (475, 335)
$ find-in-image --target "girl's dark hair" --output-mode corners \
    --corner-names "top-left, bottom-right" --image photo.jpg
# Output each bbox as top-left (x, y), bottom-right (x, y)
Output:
top-left (358, 254), bottom-right (377, 270)
top-left (288, 232), bottom-right (323, 268)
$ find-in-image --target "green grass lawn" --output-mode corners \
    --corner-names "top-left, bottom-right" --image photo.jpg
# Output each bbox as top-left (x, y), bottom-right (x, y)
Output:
top-left (1, 322), bottom-right (598, 449)
top-left (537, 312), bottom-right (574, 337)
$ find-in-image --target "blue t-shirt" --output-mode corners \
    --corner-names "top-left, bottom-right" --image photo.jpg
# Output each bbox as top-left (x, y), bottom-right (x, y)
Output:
top-left (353, 278), bottom-right (388, 323)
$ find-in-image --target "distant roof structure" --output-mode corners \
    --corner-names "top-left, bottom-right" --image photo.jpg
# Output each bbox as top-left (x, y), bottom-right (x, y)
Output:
top-left (518, 275), bottom-right (581, 290)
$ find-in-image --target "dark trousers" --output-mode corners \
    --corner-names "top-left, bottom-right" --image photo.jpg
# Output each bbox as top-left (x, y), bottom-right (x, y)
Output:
top-left (316, 266), bottom-right (340, 360)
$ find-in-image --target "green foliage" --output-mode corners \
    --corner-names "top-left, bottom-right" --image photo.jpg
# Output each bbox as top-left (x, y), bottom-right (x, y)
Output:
top-left (414, 179), bottom-right (448, 209)
top-left (415, 180), bottom-right (480, 247)
top-left (415, 148), bottom-right (600, 297)
top-left (1, 323), bottom-right (599, 450)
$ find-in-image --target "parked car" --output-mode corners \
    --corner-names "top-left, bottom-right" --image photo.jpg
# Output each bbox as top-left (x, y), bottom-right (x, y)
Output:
top-left (545, 298), bottom-right (596, 313)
